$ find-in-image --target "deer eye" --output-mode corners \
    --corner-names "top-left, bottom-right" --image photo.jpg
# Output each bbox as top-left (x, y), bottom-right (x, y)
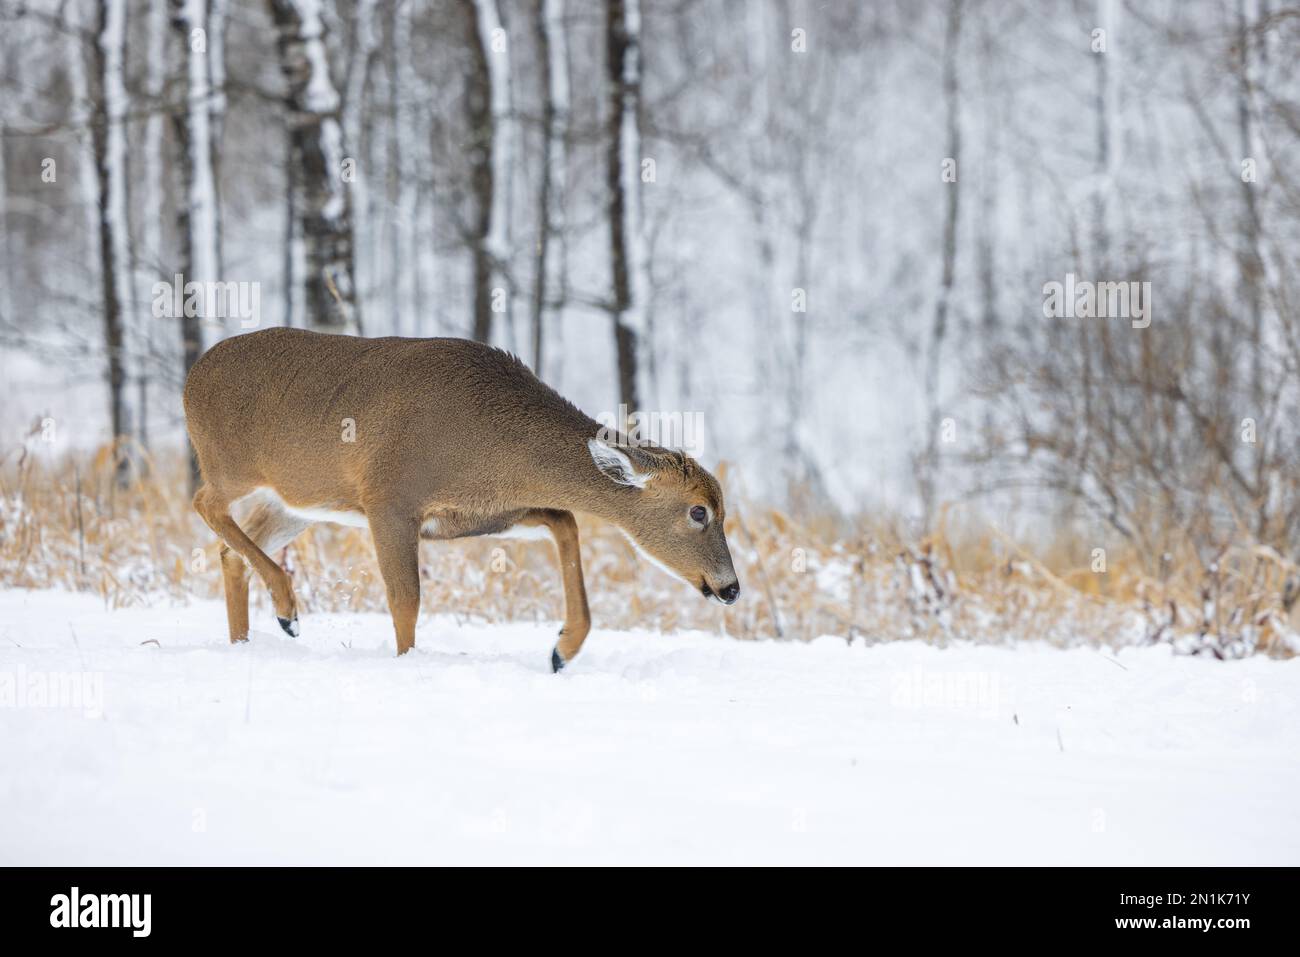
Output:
top-left (689, 505), bottom-right (708, 525)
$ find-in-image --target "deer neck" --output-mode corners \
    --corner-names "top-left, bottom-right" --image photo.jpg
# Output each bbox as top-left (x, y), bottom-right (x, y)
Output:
top-left (529, 423), bottom-right (651, 531)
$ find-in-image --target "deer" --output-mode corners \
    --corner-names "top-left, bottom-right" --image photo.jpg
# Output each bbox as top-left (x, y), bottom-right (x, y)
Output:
top-left (183, 327), bottom-right (740, 671)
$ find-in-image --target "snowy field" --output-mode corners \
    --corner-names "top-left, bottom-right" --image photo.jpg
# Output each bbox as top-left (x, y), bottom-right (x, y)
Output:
top-left (1, 589), bottom-right (1297, 866)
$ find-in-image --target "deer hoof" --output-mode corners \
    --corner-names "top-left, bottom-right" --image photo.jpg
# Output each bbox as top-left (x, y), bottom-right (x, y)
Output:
top-left (277, 615), bottom-right (299, 637)
top-left (550, 647), bottom-right (566, 673)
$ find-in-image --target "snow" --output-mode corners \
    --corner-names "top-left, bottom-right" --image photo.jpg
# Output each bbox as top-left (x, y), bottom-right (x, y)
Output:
top-left (1, 589), bottom-right (1297, 865)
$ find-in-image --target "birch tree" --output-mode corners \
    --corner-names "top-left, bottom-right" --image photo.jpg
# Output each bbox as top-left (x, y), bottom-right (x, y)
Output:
top-left (343, 0), bottom-right (378, 321)
top-left (495, 1), bottom-right (517, 352)
top-left (1092, 0), bottom-right (1118, 265)
top-left (62, 6), bottom-right (105, 343)
top-left (605, 0), bottom-right (649, 414)
top-left (171, 0), bottom-right (218, 487)
top-left (171, 3), bottom-right (215, 358)
top-left (0, 115), bottom-right (7, 326)
top-left (530, 0), bottom-right (567, 372)
top-left (91, 0), bottom-right (133, 480)
top-left (270, 0), bottom-right (362, 335)
top-left (172, 0), bottom-right (219, 308)
top-left (920, 0), bottom-right (962, 527)
top-left (385, 0), bottom-right (417, 336)
top-left (461, 0), bottom-right (501, 343)
top-left (133, 0), bottom-right (173, 448)
top-left (1236, 0), bottom-right (1264, 408)
top-left (207, 0), bottom-right (228, 277)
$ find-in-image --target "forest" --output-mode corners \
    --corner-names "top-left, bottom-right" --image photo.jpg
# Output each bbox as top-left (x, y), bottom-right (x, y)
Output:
top-left (1, 0), bottom-right (1298, 656)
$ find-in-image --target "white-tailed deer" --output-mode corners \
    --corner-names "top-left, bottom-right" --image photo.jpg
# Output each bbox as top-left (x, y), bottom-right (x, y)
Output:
top-left (183, 328), bottom-right (740, 670)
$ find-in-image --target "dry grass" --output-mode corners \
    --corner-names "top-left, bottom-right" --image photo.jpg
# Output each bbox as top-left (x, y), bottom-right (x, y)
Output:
top-left (2, 433), bottom-right (1296, 658)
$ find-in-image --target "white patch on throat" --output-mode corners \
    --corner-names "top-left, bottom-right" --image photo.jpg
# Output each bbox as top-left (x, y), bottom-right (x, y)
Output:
top-left (618, 529), bottom-right (693, 587)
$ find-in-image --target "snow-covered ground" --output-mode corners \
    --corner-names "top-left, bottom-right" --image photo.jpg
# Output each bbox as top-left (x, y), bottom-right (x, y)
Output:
top-left (1, 589), bottom-right (1297, 865)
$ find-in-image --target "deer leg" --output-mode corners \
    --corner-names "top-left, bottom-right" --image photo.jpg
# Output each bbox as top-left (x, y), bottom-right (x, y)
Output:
top-left (220, 501), bottom-right (310, 643)
top-left (368, 508), bottom-right (421, 656)
top-left (194, 484), bottom-right (301, 637)
top-left (518, 508), bottom-right (591, 673)
top-left (219, 544), bottom-right (251, 644)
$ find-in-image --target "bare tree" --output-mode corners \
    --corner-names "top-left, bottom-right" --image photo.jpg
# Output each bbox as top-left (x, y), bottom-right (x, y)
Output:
top-left (134, 0), bottom-right (173, 452)
top-left (385, 0), bottom-right (417, 337)
top-left (0, 117), bottom-right (8, 326)
top-left (207, 0), bottom-right (228, 278)
top-left (270, 0), bottom-right (361, 335)
top-left (530, 0), bottom-right (567, 372)
top-left (343, 0), bottom-right (379, 325)
top-left (461, 0), bottom-right (500, 343)
top-left (605, 0), bottom-right (647, 414)
top-left (91, 0), bottom-right (133, 482)
top-left (1236, 0), bottom-right (1264, 410)
top-left (920, 0), bottom-right (963, 528)
top-left (490, 0), bottom-right (516, 351)
top-left (171, 0), bottom-right (218, 488)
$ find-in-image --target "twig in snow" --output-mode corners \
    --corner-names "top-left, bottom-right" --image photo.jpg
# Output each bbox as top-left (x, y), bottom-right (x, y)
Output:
top-left (68, 625), bottom-right (87, 673)
top-left (1097, 651), bottom-right (1128, 670)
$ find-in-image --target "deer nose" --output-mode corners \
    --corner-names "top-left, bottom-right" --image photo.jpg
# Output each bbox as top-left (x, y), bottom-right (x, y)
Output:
top-left (718, 582), bottom-right (740, 604)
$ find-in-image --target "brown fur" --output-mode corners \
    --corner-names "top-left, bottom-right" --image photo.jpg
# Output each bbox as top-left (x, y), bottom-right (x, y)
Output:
top-left (183, 327), bottom-right (739, 665)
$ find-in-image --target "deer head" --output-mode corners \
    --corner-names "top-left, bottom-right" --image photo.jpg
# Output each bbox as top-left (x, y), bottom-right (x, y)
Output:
top-left (587, 438), bottom-right (740, 604)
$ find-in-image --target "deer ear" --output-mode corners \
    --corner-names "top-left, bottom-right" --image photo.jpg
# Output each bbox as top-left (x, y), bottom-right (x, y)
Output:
top-left (588, 438), bottom-right (651, 488)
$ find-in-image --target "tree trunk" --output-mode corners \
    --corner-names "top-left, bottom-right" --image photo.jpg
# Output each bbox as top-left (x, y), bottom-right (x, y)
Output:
top-left (921, 0), bottom-right (962, 528)
top-left (270, 0), bottom-right (362, 335)
top-left (0, 119), bottom-right (8, 324)
top-left (462, 0), bottom-right (498, 343)
top-left (605, 0), bottom-right (647, 415)
top-left (385, 0), bottom-right (409, 336)
top-left (65, 6), bottom-right (102, 317)
top-left (530, 0), bottom-right (566, 373)
top-left (549, 0), bottom-right (572, 386)
top-left (172, 0), bottom-right (216, 491)
top-left (172, 0), bottom-right (219, 297)
top-left (977, 11), bottom-right (999, 334)
top-left (207, 0), bottom-right (228, 279)
top-left (1237, 0), bottom-right (1263, 410)
top-left (136, 0), bottom-right (172, 453)
top-left (92, 0), bottom-right (133, 484)
top-left (1093, 0), bottom-right (1111, 267)
top-left (498, 1), bottom-right (518, 355)
top-left (282, 129), bottom-right (299, 326)
top-left (343, 0), bottom-right (378, 328)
